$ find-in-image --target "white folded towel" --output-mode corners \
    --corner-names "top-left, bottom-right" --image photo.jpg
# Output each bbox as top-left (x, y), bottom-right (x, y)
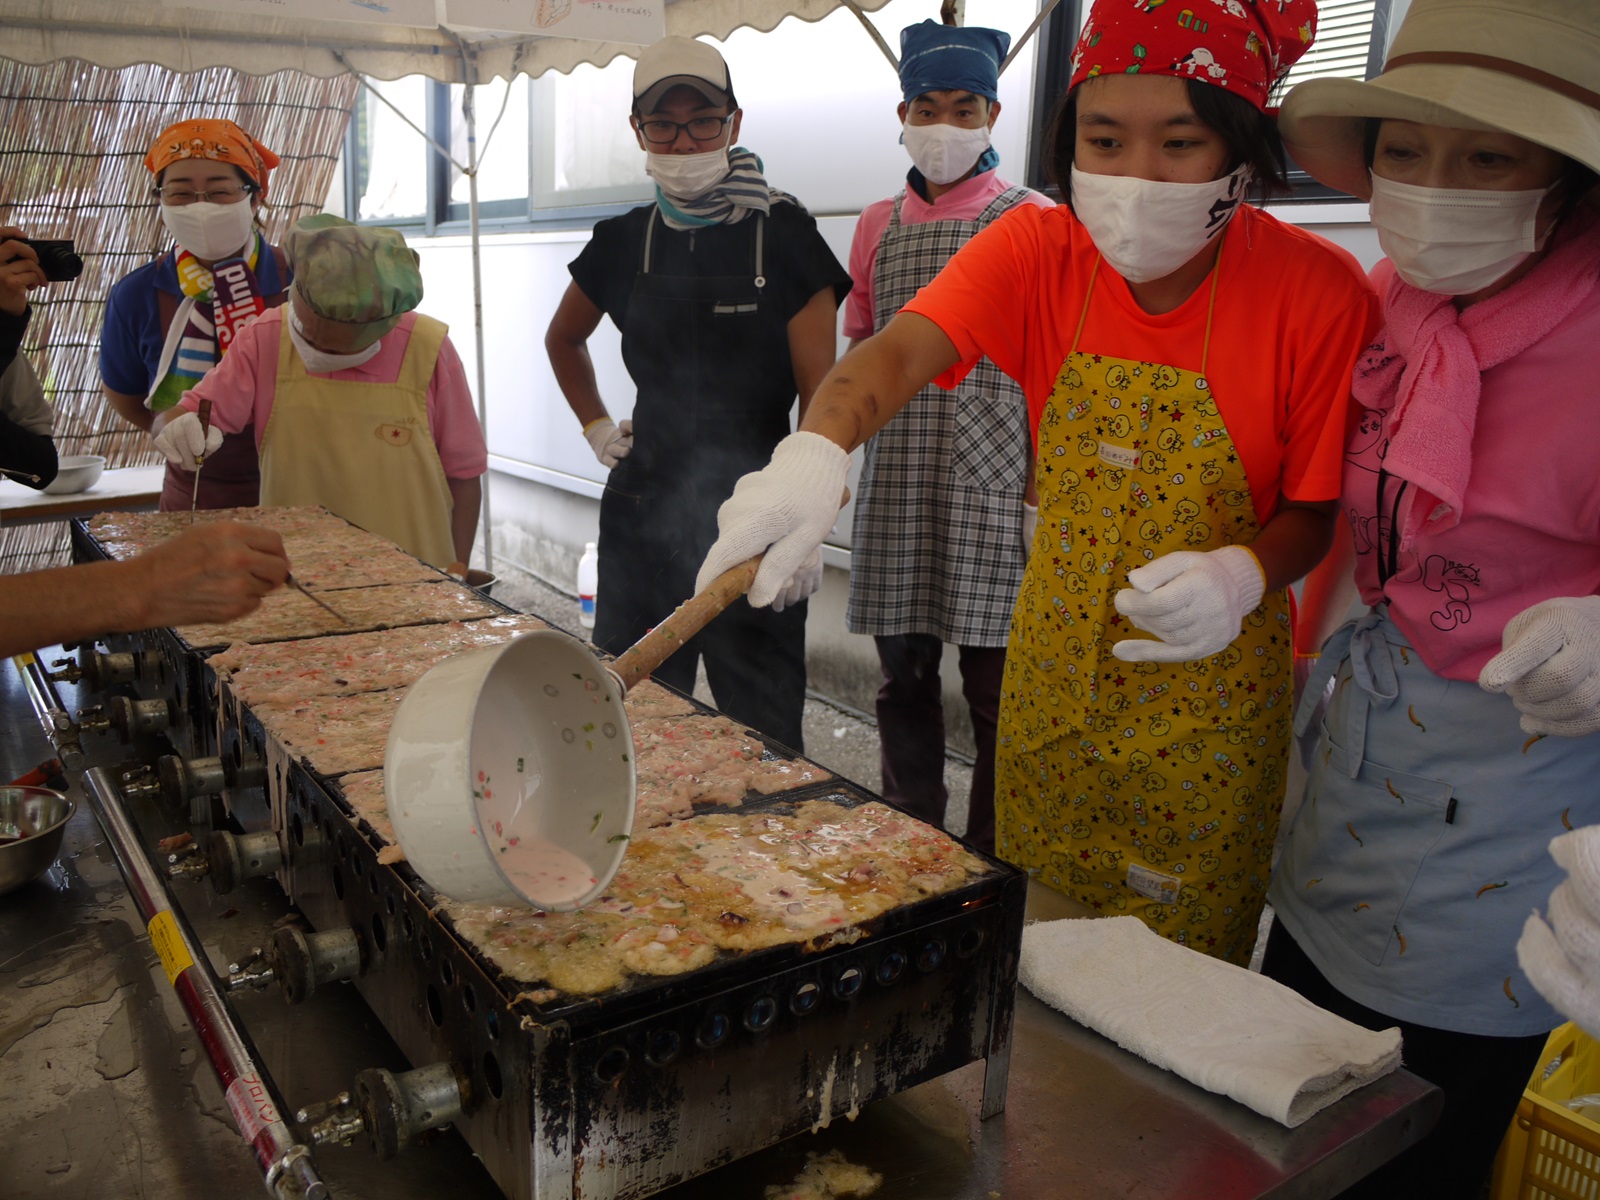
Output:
top-left (1019, 916), bottom-right (1403, 1128)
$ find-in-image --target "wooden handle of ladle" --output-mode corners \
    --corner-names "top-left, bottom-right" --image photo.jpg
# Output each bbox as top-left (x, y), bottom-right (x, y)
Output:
top-left (611, 555), bottom-right (762, 693)
top-left (609, 486), bottom-right (850, 694)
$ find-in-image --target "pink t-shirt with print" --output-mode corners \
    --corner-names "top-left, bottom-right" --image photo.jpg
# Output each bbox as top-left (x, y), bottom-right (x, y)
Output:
top-left (1347, 260), bottom-right (1600, 681)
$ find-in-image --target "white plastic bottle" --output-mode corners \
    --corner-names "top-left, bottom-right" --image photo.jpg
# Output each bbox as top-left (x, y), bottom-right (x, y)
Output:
top-left (577, 542), bottom-right (599, 630)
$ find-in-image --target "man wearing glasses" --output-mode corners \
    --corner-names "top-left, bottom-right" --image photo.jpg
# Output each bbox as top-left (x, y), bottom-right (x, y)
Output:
top-left (546, 35), bottom-right (850, 752)
top-left (100, 119), bottom-right (289, 510)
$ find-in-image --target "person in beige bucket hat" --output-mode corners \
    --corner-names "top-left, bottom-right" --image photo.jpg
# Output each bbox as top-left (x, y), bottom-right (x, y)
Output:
top-left (1278, 0), bottom-right (1600, 199)
top-left (1262, 4), bottom-right (1600, 1197)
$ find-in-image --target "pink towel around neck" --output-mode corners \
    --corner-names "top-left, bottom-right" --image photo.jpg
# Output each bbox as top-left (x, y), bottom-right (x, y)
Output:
top-left (1355, 207), bottom-right (1600, 544)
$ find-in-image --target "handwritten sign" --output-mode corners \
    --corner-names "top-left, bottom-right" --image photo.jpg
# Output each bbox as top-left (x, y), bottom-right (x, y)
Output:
top-left (446, 0), bottom-right (664, 43)
top-left (160, 0), bottom-right (439, 30)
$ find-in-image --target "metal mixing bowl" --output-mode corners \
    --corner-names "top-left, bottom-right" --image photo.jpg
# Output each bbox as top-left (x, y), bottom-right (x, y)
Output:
top-left (0, 786), bottom-right (75, 895)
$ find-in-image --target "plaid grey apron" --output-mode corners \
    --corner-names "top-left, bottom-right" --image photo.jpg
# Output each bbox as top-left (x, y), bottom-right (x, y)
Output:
top-left (846, 186), bottom-right (1033, 644)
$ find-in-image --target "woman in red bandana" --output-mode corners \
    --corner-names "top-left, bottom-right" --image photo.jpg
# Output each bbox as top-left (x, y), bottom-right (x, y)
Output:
top-left (697, 0), bottom-right (1378, 966)
top-left (100, 118), bottom-right (289, 510)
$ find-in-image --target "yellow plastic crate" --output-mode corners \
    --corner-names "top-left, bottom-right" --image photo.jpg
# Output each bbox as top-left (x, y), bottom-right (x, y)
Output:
top-left (1493, 1023), bottom-right (1600, 1200)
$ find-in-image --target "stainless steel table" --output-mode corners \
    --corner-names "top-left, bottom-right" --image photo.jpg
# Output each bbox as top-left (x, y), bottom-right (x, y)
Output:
top-left (0, 657), bottom-right (1440, 1200)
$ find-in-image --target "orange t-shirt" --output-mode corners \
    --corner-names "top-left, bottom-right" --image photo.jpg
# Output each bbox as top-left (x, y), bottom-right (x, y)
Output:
top-left (901, 203), bottom-right (1379, 526)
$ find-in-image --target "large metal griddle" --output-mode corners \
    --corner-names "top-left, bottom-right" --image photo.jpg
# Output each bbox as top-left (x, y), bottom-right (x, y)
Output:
top-left (62, 510), bottom-right (1026, 1200)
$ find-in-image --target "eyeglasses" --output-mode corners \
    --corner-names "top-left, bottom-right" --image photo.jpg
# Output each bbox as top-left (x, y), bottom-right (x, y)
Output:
top-left (151, 182), bottom-right (256, 206)
top-left (635, 114), bottom-right (734, 146)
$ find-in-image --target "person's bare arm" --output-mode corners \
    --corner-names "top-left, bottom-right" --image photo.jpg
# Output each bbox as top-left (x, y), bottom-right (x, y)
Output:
top-left (786, 288), bottom-right (841, 424)
top-left (1293, 513), bottom-right (1360, 655)
top-left (104, 384), bottom-right (154, 432)
top-left (0, 521), bottom-right (288, 658)
top-left (448, 475), bottom-right (482, 568)
top-left (799, 310), bottom-right (963, 451)
top-left (1249, 499), bottom-right (1341, 594)
top-left (545, 282), bottom-right (611, 429)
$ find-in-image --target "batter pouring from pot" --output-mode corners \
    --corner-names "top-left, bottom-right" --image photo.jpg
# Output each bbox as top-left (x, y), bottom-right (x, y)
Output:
top-left (695, 0), bottom-right (1378, 963)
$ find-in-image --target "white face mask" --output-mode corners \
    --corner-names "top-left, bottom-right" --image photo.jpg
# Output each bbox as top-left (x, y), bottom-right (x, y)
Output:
top-left (646, 146), bottom-right (732, 202)
top-left (287, 303), bottom-right (383, 374)
top-left (160, 200), bottom-right (256, 263)
top-left (1368, 173), bottom-right (1553, 295)
top-left (901, 122), bottom-right (992, 186)
top-left (1070, 164), bottom-right (1251, 283)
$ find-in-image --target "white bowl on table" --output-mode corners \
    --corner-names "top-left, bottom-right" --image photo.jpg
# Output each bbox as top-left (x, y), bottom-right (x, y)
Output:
top-left (42, 454), bottom-right (106, 495)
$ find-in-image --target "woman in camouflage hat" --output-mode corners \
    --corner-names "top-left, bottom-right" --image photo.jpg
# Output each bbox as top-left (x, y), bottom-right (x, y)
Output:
top-left (152, 215), bottom-right (487, 569)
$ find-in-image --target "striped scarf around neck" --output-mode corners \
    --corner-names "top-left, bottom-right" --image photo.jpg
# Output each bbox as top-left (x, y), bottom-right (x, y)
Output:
top-left (654, 146), bottom-right (801, 231)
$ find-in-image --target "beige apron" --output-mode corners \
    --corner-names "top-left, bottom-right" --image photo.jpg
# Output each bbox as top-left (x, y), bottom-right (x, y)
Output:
top-left (994, 260), bottom-right (1293, 965)
top-left (260, 314), bottom-right (457, 568)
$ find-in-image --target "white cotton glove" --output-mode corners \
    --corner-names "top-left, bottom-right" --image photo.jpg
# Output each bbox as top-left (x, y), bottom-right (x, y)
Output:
top-left (1479, 596), bottom-right (1600, 737)
top-left (1518, 827), bottom-right (1600, 1039)
top-left (1112, 545), bottom-right (1265, 664)
top-left (770, 547), bottom-right (821, 614)
top-left (583, 417), bottom-right (633, 469)
top-left (153, 409), bottom-right (224, 470)
top-left (694, 431), bottom-right (850, 609)
top-left (1022, 501), bottom-right (1039, 552)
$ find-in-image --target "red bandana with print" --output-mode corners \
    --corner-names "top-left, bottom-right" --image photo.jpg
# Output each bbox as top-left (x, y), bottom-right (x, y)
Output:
top-left (1069, 0), bottom-right (1319, 112)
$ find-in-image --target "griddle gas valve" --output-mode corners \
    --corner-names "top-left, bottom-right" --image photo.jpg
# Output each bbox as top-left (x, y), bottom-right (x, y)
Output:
top-left (225, 925), bottom-right (366, 1003)
top-left (298, 1062), bottom-right (471, 1161)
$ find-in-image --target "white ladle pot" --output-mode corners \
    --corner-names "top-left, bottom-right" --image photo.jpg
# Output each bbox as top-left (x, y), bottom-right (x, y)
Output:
top-left (385, 556), bottom-right (763, 909)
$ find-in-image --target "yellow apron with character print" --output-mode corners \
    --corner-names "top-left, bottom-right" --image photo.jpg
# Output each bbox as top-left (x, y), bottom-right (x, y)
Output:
top-left (260, 313), bottom-right (457, 568)
top-left (995, 261), bottom-right (1293, 965)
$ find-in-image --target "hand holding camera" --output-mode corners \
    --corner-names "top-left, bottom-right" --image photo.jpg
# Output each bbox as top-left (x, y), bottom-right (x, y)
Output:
top-left (0, 226), bottom-right (83, 318)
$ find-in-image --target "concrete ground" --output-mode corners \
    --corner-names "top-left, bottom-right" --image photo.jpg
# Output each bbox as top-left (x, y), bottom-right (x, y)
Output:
top-left (483, 560), bottom-right (979, 839)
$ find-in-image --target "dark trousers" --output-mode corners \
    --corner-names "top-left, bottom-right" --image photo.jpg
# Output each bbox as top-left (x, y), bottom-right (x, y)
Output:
top-left (874, 633), bottom-right (1004, 853)
top-left (1261, 921), bottom-right (1547, 1199)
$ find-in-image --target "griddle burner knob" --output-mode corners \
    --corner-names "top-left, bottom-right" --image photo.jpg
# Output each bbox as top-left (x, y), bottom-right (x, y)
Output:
top-left (694, 1011), bottom-right (731, 1050)
top-left (353, 1062), bottom-right (470, 1161)
top-left (158, 755), bottom-right (227, 807)
top-left (956, 928), bottom-right (986, 959)
top-left (107, 695), bottom-right (175, 743)
top-left (272, 925), bottom-right (366, 1005)
top-left (206, 829), bottom-right (284, 895)
top-left (833, 968), bottom-right (864, 1001)
top-left (742, 996), bottom-right (778, 1034)
top-left (875, 950), bottom-right (908, 987)
top-left (789, 982), bottom-right (821, 1017)
top-left (916, 938), bottom-right (947, 973)
top-left (77, 646), bottom-right (142, 689)
top-left (645, 1029), bottom-right (681, 1067)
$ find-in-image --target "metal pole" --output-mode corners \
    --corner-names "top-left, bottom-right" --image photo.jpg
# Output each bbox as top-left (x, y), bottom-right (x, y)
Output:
top-left (79, 766), bottom-right (328, 1200)
top-left (13, 651), bottom-right (85, 770)
top-left (461, 70), bottom-right (495, 572)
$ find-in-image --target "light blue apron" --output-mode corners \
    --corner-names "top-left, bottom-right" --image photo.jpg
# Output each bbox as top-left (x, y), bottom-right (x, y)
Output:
top-left (1270, 607), bottom-right (1600, 1036)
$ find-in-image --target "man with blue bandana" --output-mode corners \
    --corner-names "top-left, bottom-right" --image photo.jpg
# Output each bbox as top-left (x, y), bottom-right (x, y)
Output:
top-left (844, 20), bottom-right (1051, 853)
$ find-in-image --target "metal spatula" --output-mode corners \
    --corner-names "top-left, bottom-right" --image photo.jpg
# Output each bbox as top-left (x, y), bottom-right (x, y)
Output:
top-left (285, 573), bottom-right (352, 625)
top-left (189, 398), bottom-right (212, 524)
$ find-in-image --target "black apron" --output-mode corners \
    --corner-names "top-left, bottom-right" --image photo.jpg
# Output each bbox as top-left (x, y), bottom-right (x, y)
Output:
top-left (594, 208), bottom-right (809, 748)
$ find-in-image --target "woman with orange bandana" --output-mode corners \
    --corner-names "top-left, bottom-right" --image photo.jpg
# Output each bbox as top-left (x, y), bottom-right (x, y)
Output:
top-left (100, 118), bottom-right (288, 510)
top-left (696, 0), bottom-right (1377, 965)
